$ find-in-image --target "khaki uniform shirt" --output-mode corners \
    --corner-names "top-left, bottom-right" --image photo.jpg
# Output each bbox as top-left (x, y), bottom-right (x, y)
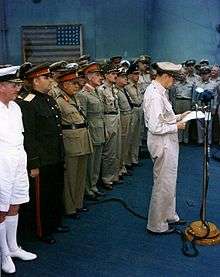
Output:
top-left (125, 81), bottom-right (142, 107)
top-left (175, 81), bottom-right (193, 99)
top-left (55, 89), bottom-right (93, 156)
top-left (98, 82), bottom-right (119, 114)
top-left (138, 73), bottom-right (151, 95)
top-left (210, 77), bottom-right (220, 104)
top-left (114, 86), bottom-right (132, 114)
top-left (76, 84), bottom-right (105, 145)
top-left (196, 79), bottom-right (218, 109)
top-left (48, 81), bottom-right (63, 99)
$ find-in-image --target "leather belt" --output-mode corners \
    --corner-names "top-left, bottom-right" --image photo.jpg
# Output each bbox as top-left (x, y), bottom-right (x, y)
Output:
top-left (104, 112), bottom-right (119, 115)
top-left (62, 123), bottom-right (86, 130)
top-left (176, 97), bottom-right (191, 100)
top-left (132, 103), bottom-right (142, 107)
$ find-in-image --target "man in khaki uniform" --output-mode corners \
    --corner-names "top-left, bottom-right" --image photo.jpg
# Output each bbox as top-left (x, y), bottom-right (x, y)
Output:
top-left (48, 61), bottom-right (68, 98)
top-left (143, 62), bottom-right (188, 234)
top-left (110, 56), bottom-right (122, 67)
top-left (195, 66), bottom-right (218, 144)
top-left (114, 67), bottom-right (132, 177)
top-left (76, 63), bottom-right (105, 199)
top-left (175, 71), bottom-right (192, 143)
top-left (210, 65), bottom-right (220, 143)
top-left (136, 55), bottom-right (152, 154)
top-left (98, 63), bottom-right (121, 188)
top-left (184, 59), bottom-right (199, 86)
top-left (55, 70), bottom-right (93, 218)
top-left (126, 63), bottom-right (142, 167)
top-left (137, 55), bottom-right (152, 95)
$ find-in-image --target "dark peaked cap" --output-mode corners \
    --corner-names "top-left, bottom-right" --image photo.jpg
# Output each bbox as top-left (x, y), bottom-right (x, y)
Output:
top-left (26, 63), bottom-right (51, 79)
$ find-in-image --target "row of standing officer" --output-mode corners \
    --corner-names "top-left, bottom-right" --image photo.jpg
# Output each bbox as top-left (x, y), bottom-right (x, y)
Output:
top-left (16, 59), bottom-right (144, 243)
top-left (171, 60), bottom-right (220, 144)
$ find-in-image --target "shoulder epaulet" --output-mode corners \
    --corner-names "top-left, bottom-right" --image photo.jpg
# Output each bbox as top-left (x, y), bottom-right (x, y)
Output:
top-left (56, 93), bottom-right (69, 102)
top-left (23, 94), bottom-right (36, 102)
top-left (62, 95), bottom-right (69, 102)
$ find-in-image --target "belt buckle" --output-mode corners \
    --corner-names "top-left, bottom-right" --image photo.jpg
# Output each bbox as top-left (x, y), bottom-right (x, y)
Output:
top-left (71, 125), bottom-right (76, 130)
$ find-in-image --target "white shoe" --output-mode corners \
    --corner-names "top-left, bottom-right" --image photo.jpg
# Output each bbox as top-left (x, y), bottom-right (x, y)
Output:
top-left (2, 255), bottom-right (16, 274)
top-left (10, 247), bottom-right (37, 261)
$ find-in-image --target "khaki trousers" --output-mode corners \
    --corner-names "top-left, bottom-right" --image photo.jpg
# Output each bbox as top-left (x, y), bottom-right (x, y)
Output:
top-left (86, 144), bottom-right (103, 194)
top-left (175, 99), bottom-right (191, 143)
top-left (127, 107), bottom-right (142, 165)
top-left (64, 155), bottom-right (88, 214)
top-left (102, 115), bottom-right (120, 183)
top-left (120, 112), bottom-right (131, 171)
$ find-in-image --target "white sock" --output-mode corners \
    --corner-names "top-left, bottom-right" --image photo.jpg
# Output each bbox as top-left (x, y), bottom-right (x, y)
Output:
top-left (5, 214), bottom-right (19, 252)
top-left (0, 222), bottom-right (10, 259)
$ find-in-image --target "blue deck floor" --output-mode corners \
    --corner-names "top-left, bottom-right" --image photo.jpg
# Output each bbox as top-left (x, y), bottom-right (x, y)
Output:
top-left (12, 145), bottom-right (220, 277)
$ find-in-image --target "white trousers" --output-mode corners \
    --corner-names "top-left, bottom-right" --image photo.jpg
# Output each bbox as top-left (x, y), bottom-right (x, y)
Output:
top-left (147, 133), bottom-right (179, 232)
top-left (0, 146), bottom-right (29, 212)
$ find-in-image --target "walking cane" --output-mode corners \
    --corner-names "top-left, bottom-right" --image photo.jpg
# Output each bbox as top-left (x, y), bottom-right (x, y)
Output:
top-left (35, 175), bottom-right (42, 238)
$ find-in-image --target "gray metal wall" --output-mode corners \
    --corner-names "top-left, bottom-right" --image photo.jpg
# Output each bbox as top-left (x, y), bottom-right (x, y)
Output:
top-left (148, 0), bottom-right (220, 63)
top-left (0, 0), bottom-right (219, 64)
top-left (1, 0), bottom-right (151, 64)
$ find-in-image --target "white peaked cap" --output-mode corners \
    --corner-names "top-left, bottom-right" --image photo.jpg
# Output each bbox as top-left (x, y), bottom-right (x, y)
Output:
top-left (0, 66), bottom-right (20, 77)
top-left (157, 62), bottom-right (182, 72)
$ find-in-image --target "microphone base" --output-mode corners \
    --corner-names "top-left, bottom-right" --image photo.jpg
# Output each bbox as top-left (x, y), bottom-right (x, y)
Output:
top-left (185, 220), bottom-right (220, 245)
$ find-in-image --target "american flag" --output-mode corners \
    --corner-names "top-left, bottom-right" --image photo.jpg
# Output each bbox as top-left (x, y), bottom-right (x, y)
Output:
top-left (22, 24), bottom-right (83, 64)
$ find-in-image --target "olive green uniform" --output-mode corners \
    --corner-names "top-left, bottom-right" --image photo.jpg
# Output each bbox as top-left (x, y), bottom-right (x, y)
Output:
top-left (115, 86), bottom-right (132, 174)
top-left (55, 90), bottom-right (93, 214)
top-left (195, 79), bottom-right (218, 144)
top-left (76, 84), bottom-right (105, 195)
top-left (98, 82), bottom-right (120, 183)
top-left (125, 81), bottom-right (142, 165)
top-left (48, 80), bottom-right (63, 99)
top-left (175, 81), bottom-right (193, 143)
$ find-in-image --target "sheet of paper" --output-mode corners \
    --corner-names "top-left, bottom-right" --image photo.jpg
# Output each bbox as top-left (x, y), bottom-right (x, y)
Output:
top-left (181, 111), bottom-right (205, 123)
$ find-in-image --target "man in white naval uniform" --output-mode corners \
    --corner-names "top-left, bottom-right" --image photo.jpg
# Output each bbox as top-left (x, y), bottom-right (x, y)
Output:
top-left (143, 62), bottom-right (188, 234)
top-left (0, 67), bottom-right (37, 274)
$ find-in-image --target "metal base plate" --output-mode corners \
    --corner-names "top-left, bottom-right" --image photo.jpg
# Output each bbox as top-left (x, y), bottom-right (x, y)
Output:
top-left (185, 220), bottom-right (220, 245)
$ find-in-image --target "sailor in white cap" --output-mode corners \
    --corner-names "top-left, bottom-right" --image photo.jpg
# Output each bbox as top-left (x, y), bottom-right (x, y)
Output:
top-left (0, 66), bottom-right (37, 274)
top-left (143, 62), bottom-right (189, 234)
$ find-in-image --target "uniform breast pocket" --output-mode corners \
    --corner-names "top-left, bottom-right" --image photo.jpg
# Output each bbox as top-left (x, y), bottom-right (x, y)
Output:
top-left (88, 97), bottom-right (101, 111)
top-left (63, 130), bottom-right (83, 156)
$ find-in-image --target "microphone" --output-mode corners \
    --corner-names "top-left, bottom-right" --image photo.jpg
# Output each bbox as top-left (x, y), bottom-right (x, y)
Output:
top-left (192, 87), bottom-right (214, 111)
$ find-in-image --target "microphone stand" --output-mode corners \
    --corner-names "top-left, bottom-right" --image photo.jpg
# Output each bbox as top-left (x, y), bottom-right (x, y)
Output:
top-left (185, 103), bottom-right (220, 245)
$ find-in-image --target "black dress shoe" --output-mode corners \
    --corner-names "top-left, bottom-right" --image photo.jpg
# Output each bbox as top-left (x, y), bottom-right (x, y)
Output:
top-left (132, 162), bottom-right (143, 167)
top-left (70, 213), bottom-right (80, 219)
top-left (113, 180), bottom-right (124, 185)
top-left (40, 235), bottom-right (56, 244)
top-left (101, 183), bottom-right (113, 190)
top-left (85, 194), bottom-right (99, 201)
top-left (125, 165), bottom-right (133, 170)
top-left (94, 191), bottom-right (106, 197)
top-left (77, 207), bottom-right (89, 213)
top-left (168, 219), bottom-right (187, 225)
top-left (124, 171), bottom-right (133, 176)
top-left (55, 226), bottom-right (70, 233)
top-left (146, 226), bottom-right (176, 235)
